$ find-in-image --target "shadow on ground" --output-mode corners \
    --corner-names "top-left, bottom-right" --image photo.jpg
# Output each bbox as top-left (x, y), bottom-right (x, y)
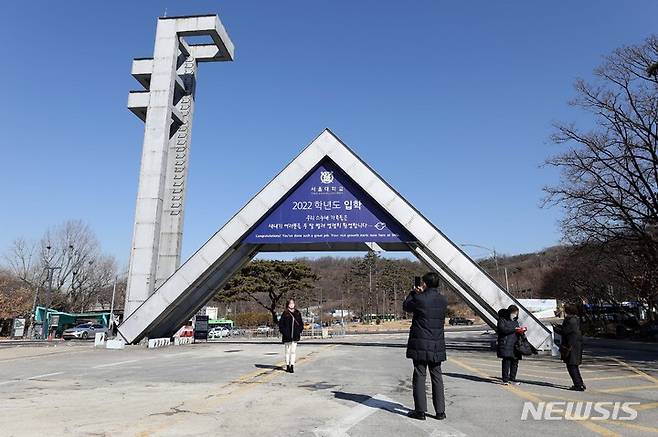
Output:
top-left (331, 391), bottom-right (411, 417)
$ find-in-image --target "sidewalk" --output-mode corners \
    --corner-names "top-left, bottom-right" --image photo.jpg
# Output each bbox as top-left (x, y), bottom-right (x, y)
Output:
top-left (0, 338), bottom-right (65, 347)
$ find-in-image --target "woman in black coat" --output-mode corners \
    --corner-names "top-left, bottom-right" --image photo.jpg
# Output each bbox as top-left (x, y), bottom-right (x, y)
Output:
top-left (555, 304), bottom-right (585, 391)
top-left (497, 305), bottom-right (526, 384)
top-left (278, 298), bottom-right (304, 373)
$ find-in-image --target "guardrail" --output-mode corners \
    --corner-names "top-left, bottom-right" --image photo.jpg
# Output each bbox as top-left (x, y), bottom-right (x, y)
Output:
top-left (206, 326), bottom-right (347, 341)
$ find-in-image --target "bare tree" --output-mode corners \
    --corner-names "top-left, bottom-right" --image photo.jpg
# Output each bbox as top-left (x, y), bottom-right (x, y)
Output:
top-left (544, 35), bottom-right (658, 318)
top-left (3, 220), bottom-right (118, 313)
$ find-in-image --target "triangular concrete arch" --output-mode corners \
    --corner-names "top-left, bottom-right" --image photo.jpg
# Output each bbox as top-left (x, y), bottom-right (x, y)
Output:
top-left (118, 129), bottom-right (552, 350)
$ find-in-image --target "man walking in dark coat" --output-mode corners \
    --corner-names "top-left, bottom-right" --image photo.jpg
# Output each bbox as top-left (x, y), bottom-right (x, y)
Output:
top-left (403, 272), bottom-right (448, 421)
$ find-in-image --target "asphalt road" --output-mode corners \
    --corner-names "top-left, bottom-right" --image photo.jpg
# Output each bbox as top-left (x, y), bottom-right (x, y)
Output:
top-left (1, 330), bottom-right (657, 437)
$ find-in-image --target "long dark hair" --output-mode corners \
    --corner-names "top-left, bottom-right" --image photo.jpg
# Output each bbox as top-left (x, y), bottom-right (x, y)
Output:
top-left (284, 298), bottom-right (296, 314)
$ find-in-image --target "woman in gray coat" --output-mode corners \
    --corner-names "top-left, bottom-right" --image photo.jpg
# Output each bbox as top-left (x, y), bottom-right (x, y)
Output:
top-left (555, 304), bottom-right (585, 391)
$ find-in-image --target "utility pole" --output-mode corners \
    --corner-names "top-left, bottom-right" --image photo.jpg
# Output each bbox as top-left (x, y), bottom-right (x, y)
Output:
top-left (368, 251), bottom-right (374, 322)
top-left (504, 267), bottom-right (510, 291)
top-left (320, 287), bottom-right (322, 328)
top-left (42, 266), bottom-right (60, 339)
top-left (461, 243), bottom-right (501, 280)
top-left (341, 287), bottom-right (345, 330)
top-left (109, 275), bottom-right (118, 336)
top-left (393, 283), bottom-right (397, 320)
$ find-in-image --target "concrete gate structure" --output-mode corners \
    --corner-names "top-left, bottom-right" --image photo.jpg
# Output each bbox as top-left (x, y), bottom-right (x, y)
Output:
top-left (119, 15), bottom-right (553, 351)
top-left (125, 15), bottom-right (234, 317)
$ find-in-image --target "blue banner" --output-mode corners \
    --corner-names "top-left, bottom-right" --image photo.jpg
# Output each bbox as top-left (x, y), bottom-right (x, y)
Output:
top-left (245, 160), bottom-right (414, 244)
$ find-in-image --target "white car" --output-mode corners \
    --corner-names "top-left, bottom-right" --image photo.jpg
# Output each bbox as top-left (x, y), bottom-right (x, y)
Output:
top-left (255, 325), bottom-right (272, 334)
top-left (62, 323), bottom-right (108, 340)
top-left (208, 327), bottom-right (230, 339)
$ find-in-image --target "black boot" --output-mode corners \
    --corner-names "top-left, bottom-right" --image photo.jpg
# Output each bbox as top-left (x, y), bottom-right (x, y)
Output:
top-left (435, 412), bottom-right (446, 420)
top-left (286, 365), bottom-right (291, 373)
top-left (290, 365), bottom-right (294, 373)
top-left (407, 410), bottom-right (426, 420)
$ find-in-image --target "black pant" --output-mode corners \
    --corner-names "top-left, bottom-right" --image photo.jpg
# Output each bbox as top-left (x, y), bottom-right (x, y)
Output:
top-left (412, 360), bottom-right (445, 414)
top-left (501, 357), bottom-right (519, 382)
top-left (567, 364), bottom-right (584, 388)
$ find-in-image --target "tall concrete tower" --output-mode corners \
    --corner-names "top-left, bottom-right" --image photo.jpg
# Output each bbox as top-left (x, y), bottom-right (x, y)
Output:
top-left (124, 15), bottom-right (234, 317)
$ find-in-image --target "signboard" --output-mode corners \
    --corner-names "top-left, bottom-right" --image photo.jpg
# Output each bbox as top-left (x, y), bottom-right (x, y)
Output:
top-left (517, 299), bottom-right (558, 319)
top-left (245, 160), bottom-right (414, 244)
top-left (194, 315), bottom-right (209, 340)
top-left (12, 318), bottom-right (25, 338)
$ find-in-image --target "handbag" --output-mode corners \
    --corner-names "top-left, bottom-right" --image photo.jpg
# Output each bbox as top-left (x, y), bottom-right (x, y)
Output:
top-left (514, 334), bottom-right (534, 356)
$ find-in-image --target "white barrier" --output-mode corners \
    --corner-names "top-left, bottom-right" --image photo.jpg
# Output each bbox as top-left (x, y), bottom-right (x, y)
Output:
top-left (94, 332), bottom-right (107, 347)
top-left (148, 338), bottom-right (171, 348)
top-left (174, 336), bottom-right (194, 345)
top-left (106, 339), bottom-right (125, 350)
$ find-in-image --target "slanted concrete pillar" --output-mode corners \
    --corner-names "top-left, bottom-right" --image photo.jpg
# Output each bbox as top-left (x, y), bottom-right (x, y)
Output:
top-left (125, 15), bottom-right (234, 317)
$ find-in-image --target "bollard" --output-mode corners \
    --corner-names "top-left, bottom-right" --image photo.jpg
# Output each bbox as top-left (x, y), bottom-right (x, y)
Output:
top-left (94, 332), bottom-right (107, 347)
top-left (148, 338), bottom-right (172, 348)
top-left (174, 336), bottom-right (194, 346)
top-left (106, 339), bottom-right (125, 350)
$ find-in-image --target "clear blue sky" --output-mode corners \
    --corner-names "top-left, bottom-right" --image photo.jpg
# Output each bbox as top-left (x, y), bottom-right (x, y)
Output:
top-left (2, 1), bottom-right (657, 267)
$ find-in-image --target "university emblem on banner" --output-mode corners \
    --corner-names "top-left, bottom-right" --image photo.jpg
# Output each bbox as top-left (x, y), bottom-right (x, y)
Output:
top-left (320, 171), bottom-right (334, 184)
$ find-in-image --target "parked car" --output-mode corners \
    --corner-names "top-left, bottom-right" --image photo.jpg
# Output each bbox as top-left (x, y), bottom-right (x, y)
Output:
top-left (208, 327), bottom-right (230, 339)
top-left (255, 325), bottom-right (272, 334)
top-left (449, 317), bottom-right (474, 326)
top-left (63, 323), bottom-right (108, 340)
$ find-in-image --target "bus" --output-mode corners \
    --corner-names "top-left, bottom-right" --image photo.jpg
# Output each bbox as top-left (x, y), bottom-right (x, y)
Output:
top-left (208, 318), bottom-right (235, 330)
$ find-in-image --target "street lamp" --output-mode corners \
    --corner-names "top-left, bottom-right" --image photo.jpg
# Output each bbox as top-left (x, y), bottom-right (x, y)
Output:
top-left (42, 244), bottom-right (61, 340)
top-left (460, 243), bottom-right (509, 291)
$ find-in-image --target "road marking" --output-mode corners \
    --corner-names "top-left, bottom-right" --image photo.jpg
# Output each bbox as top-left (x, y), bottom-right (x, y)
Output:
top-left (313, 394), bottom-right (466, 437)
top-left (608, 357), bottom-right (658, 384)
top-left (136, 344), bottom-right (337, 437)
top-left (635, 402), bottom-right (658, 411)
top-left (598, 419), bottom-right (658, 434)
top-left (27, 372), bottom-right (64, 380)
top-left (93, 359), bottom-right (139, 369)
top-left (580, 422), bottom-right (622, 437)
top-left (599, 384), bottom-right (658, 393)
top-left (453, 361), bottom-right (647, 383)
top-left (520, 390), bottom-right (658, 433)
top-left (0, 348), bottom-right (89, 363)
top-left (458, 358), bottom-right (610, 374)
top-left (165, 351), bottom-right (194, 358)
top-left (313, 394), bottom-right (392, 437)
top-left (448, 357), bottom-right (621, 437)
top-left (586, 374), bottom-right (643, 381)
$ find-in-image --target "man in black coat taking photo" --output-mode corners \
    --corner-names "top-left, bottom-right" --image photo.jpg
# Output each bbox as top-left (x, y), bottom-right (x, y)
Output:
top-left (403, 272), bottom-right (448, 421)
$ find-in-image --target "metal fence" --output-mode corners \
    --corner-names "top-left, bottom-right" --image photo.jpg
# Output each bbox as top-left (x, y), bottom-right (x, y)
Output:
top-left (207, 326), bottom-right (347, 341)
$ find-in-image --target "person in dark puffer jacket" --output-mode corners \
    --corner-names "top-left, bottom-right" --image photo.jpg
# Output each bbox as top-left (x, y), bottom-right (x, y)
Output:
top-left (497, 305), bottom-right (526, 385)
top-left (403, 272), bottom-right (448, 421)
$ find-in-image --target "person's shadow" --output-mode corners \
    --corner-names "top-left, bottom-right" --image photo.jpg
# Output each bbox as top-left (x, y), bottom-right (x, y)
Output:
top-left (254, 364), bottom-right (284, 370)
top-left (331, 391), bottom-right (411, 417)
top-left (443, 372), bottom-right (569, 390)
top-left (443, 372), bottom-right (497, 384)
